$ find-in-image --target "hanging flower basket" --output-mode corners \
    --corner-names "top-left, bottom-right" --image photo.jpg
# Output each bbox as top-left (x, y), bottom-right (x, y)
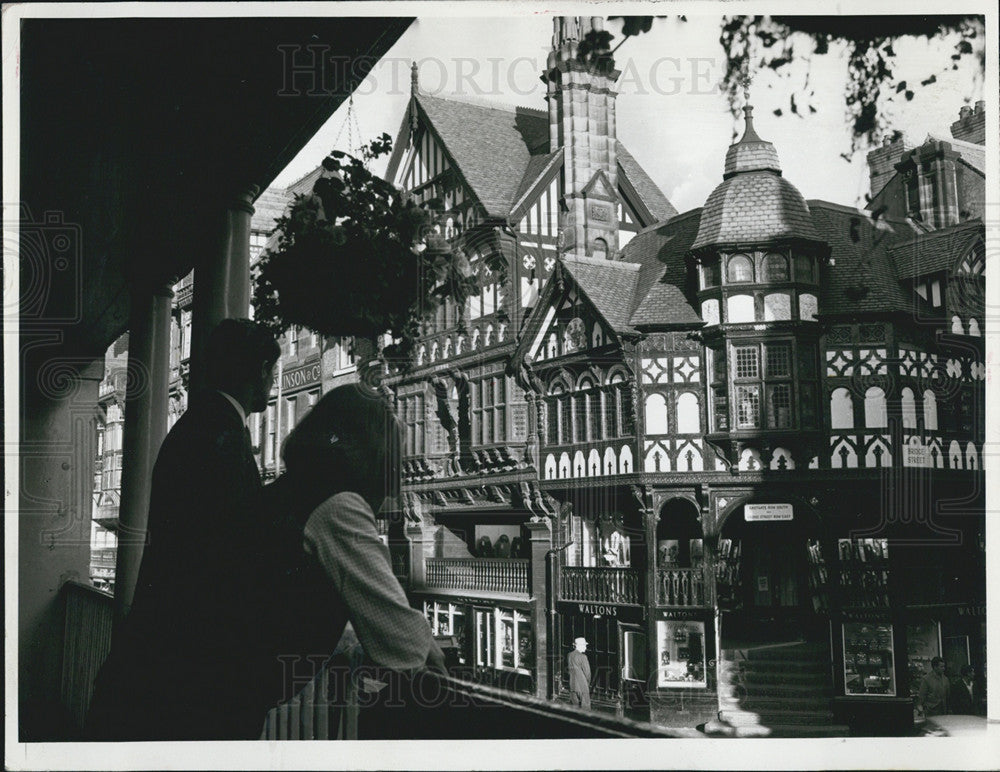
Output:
top-left (253, 136), bottom-right (478, 361)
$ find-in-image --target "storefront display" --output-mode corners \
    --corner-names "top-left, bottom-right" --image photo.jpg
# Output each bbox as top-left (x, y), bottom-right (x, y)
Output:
top-left (715, 538), bottom-right (742, 608)
top-left (656, 620), bottom-right (707, 688)
top-left (423, 600), bottom-right (468, 665)
top-left (474, 606), bottom-right (533, 674)
top-left (843, 622), bottom-right (895, 696)
top-left (807, 539), bottom-right (830, 612)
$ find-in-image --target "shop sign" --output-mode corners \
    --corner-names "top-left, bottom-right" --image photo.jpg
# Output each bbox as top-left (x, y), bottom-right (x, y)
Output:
top-left (577, 603), bottom-right (617, 616)
top-left (744, 503), bottom-right (793, 522)
top-left (903, 445), bottom-right (930, 468)
top-left (957, 605), bottom-right (986, 617)
top-left (281, 361), bottom-right (321, 392)
top-left (842, 610), bottom-right (889, 622)
top-left (657, 609), bottom-right (702, 621)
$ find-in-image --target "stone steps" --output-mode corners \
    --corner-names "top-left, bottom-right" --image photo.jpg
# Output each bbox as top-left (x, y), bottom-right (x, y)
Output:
top-left (711, 642), bottom-right (849, 739)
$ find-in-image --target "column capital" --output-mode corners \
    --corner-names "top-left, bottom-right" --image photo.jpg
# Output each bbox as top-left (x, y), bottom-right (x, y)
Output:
top-left (230, 185), bottom-right (260, 215)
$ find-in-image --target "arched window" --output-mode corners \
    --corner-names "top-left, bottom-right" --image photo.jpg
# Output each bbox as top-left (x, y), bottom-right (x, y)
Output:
top-left (644, 393), bottom-right (668, 435)
top-left (923, 390), bottom-right (938, 431)
top-left (592, 238), bottom-right (608, 260)
top-left (430, 341), bottom-right (439, 362)
top-left (471, 328), bottom-right (480, 350)
top-left (701, 299), bottom-right (720, 326)
top-left (830, 387), bottom-right (854, 430)
top-left (417, 345), bottom-right (426, 366)
top-left (727, 254), bottom-right (753, 283)
top-left (485, 324), bottom-right (494, 347)
top-left (901, 387), bottom-right (917, 429)
top-left (969, 318), bottom-right (981, 336)
top-left (763, 253), bottom-right (788, 282)
top-left (951, 316), bottom-right (963, 334)
top-left (864, 387), bottom-right (887, 428)
top-left (676, 392), bottom-right (700, 434)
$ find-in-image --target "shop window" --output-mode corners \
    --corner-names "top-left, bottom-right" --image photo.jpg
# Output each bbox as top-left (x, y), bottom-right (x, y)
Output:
top-left (906, 622), bottom-right (941, 700)
top-left (475, 608), bottom-right (494, 668)
top-left (656, 620), bottom-right (707, 688)
top-left (727, 254), bottom-right (753, 283)
top-left (495, 609), bottom-right (532, 673)
top-left (843, 622), bottom-right (895, 696)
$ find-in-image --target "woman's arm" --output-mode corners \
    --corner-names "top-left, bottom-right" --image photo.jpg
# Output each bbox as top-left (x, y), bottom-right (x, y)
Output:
top-left (303, 491), bottom-right (443, 672)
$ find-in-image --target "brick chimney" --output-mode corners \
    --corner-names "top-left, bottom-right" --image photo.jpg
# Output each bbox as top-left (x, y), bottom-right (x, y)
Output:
top-left (542, 17), bottom-right (620, 261)
top-left (866, 134), bottom-right (913, 197)
top-left (950, 101), bottom-right (985, 145)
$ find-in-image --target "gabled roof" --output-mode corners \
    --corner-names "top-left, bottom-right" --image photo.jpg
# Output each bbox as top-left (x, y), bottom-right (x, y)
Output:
top-left (886, 219), bottom-right (984, 280)
top-left (616, 143), bottom-right (677, 222)
top-left (388, 91), bottom-right (675, 223)
top-left (806, 201), bottom-right (924, 316)
top-left (414, 94), bottom-right (550, 217)
top-left (620, 210), bottom-right (703, 327)
top-left (561, 257), bottom-right (642, 335)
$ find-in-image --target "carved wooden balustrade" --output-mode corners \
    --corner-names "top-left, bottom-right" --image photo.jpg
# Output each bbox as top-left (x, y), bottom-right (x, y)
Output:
top-left (425, 558), bottom-right (529, 595)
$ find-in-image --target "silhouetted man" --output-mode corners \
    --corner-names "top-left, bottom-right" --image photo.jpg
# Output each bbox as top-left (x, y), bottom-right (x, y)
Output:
top-left (88, 319), bottom-right (281, 740)
top-left (568, 636), bottom-right (592, 710)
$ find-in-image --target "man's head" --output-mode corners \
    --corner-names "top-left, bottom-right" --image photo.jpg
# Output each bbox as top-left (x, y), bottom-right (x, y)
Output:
top-left (205, 319), bottom-right (280, 413)
top-left (931, 656), bottom-right (946, 674)
top-left (574, 637), bottom-right (588, 653)
top-left (960, 665), bottom-right (975, 681)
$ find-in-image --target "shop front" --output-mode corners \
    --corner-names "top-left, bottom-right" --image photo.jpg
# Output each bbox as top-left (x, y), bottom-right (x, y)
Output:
top-left (555, 602), bottom-right (645, 718)
top-left (648, 608), bottom-right (718, 727)
top-left (715, 500), bottom-right (830, 646)
top-left (420, 594), bottom-right (536, 694)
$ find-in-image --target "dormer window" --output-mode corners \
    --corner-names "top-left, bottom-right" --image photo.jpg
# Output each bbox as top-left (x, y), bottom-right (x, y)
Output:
top-left (727, 254), bottom-right (753, 283)
top-left (763, 253), bottom-right (789, 282)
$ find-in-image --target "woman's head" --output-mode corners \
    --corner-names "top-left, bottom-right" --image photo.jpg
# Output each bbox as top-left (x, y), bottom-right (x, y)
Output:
top-left (282, 384), bottom-right (401, 511)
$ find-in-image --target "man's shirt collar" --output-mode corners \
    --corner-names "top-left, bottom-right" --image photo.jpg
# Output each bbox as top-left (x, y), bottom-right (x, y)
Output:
top-left (217, 390), bottom-right (247, 425)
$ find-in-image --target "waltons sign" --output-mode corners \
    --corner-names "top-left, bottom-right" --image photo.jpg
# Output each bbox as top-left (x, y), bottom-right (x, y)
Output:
top-left (281, 362), bottom-right (321, 392)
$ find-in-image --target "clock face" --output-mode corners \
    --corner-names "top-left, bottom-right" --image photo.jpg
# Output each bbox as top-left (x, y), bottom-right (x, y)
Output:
top-left (522, 254), bottom-right (536, 270)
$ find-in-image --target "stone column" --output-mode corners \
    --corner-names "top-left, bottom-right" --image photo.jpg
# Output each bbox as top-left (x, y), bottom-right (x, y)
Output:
top-left (526, 518), bottom-right (553, 699)
top-left (189, 186), bottom-right (258, 397)
top-left (113, 281), bottom-right (174, 623)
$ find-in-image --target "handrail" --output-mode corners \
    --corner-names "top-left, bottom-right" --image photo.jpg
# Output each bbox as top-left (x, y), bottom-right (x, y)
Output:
top-left (655, 567), bottom-right (707, 606)
top-left (425, 557), bottom-right (529, 595)
top-left (560, 566), bottom-right (642, 605)
top-left (60, 581), bottom-right (114, 729)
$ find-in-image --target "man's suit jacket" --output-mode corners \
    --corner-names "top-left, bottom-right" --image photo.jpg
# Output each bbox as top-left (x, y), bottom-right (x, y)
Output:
top-left (568, 649), bottom-right (591, 695)
top-left (950, 678), bottom-right (976, 714)
top-left (88, 391), bottom-right (309, 740)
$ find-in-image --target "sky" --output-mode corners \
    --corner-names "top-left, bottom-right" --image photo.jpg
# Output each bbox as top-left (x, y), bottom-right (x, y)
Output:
top-left (271, 12), bottom-right (985, 214)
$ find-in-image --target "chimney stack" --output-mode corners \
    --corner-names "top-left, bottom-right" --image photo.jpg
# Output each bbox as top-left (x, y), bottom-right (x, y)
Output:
top-left (950, 101), bottom-right (985, 145)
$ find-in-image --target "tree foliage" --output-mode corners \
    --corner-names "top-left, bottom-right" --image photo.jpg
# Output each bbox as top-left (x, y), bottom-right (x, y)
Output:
top-left (252, 135), bottom-right (478, 362)
top-left (583, 15), bottom-right (984, 154)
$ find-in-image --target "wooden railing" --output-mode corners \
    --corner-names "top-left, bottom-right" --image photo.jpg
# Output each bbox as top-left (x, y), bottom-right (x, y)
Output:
top-left (655, 567), bottom-right (706, 606)
top-left (425, 558), bottom-right (529, 595)
top-left (60, 581), bottom-right (114, 728)
top-left (262, 658), bottom-right (358, 740)
top-left (560, 567), bottom-right (642, 605)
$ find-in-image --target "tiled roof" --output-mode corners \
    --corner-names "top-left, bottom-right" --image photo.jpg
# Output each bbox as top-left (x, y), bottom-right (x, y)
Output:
top-left (723, 108), bottom-right (782, 178)
top-left (616, 142), bottom-right (677, 221)
top-left (692, 171), bottom-right (821, 250)
top-left (561, 256), bottom-right (642, 334)
top-left (410, 93), bottom-right (675, 223)
top-left (807, 201), bottom-right (923, 316)
top-left (887, 219), bottom-right (984, 280)
top-left (621, 210), bottom-right (703, 327)
top-left (415, 94), bottom-right (550, 217)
